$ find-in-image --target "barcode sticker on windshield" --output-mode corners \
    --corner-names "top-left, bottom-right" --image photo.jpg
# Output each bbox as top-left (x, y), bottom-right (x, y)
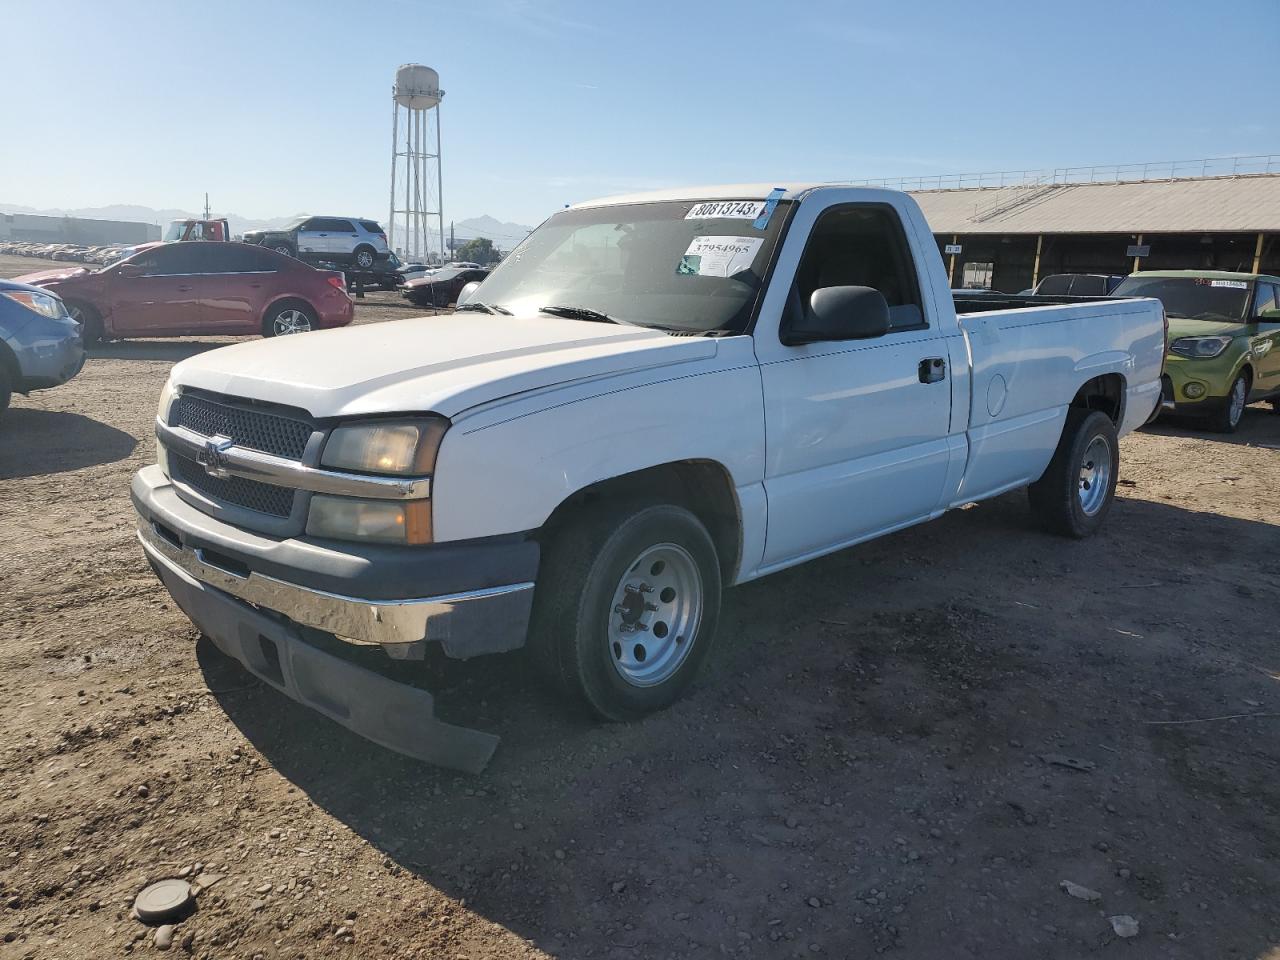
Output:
top-left (685, 200), bottom-right (767, 220)
top-left (1210, 280), bottom-right (1248, 289)
top-left (677, 236), bottom-right (763, 278)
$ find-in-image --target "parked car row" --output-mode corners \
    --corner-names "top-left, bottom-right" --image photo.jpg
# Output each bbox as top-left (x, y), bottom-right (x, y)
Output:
top-left (1, 240), bottom-right (137, 265)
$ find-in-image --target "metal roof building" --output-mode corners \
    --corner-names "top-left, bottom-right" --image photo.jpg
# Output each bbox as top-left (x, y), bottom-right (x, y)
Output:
top-left (856, 155), bottom-right (1280, 291)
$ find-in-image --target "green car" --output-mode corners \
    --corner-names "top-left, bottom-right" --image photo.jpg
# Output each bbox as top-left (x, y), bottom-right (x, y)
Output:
top-left (1110, 271), bottom-right (1280, 432)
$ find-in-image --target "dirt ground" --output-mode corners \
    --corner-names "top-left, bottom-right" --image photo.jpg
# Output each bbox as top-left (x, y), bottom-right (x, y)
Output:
top-left (2, 251), bottom-right (1279, 960)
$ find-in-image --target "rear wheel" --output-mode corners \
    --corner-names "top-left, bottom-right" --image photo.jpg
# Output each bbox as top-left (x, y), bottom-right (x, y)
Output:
top-left (66, 301), bottom-right (102, 344)
top-left (263, 303), bottom-right (316, 337)
top-left (530, 502), bottom-right (722, 721)
top-left (1027, 408), bottom-right (1119, 538)
top-left (353, 246), bottom-right (375, 270)
top-left (1208, 373), bottom-right (1248, 433)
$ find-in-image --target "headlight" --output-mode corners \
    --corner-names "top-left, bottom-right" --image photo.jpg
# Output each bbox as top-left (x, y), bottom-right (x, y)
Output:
top-left (306, 495), bottom-right (432, 544)
top-left (2, 289), bottom-right (65, 319)
top-left (156, 378), bottom-right (179, 423)
top-left (320, 417), bottom-right (448, 475)
top-left (1170, 336), bottom-right (1232, 359)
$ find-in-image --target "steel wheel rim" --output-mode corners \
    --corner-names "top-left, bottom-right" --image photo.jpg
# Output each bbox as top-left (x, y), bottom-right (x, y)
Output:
top-left (273, 310), bottom-right (311, 335)
top-left (1078, 435), bottom-right (1112, 516)
top-left (607, 542), bottom-right (702, 687)
top-left (1229, 377), bottom-right (1246, 426)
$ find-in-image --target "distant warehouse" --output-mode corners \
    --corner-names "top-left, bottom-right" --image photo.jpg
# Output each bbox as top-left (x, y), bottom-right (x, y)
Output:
top-left (0, 212), bottom-right (160, 246)
top-left (865, 155), bottom-right (1280, 292)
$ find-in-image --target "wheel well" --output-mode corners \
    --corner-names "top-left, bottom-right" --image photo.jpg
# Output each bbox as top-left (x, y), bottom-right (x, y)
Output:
top-left (261, 297), bottom-right (316, 333)
top-left (1070, 373), bottom-right (1125, 425)
top-left (540, 460), bottom-right (743, 582)
top-left (0, 339), bottom-right (21, 391)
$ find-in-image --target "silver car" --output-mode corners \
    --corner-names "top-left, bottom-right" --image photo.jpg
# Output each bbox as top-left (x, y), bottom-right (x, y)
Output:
top-left (244, 217), bottom-right (390, 270)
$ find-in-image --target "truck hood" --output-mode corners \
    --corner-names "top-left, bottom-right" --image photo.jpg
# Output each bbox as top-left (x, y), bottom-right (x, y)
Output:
top-left (1166, 317), bottom-right (1246, 341)
top-left (171, 312), bottom-right (718, 419)
top-left (14, 267), bottom-right (90, 285)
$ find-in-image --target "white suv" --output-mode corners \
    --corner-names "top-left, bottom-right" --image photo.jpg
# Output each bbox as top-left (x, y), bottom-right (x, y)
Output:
top-left (245, 217), bottom-right (389, 270)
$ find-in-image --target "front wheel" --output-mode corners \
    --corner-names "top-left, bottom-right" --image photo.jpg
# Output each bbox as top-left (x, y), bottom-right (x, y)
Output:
top-left (67, 301), bottom-right (103, 344)
top-left (1207, 374), bottom-right (1248, 433)
top-left (1027, 409), bottom-right (1119, 538)
top-left (530, 503), bottom-right (722, 721)
top-left (263, 303), bottom-right (316, 337)
top-left (272, 243), bottom-right (295, 258)
top-left (352, 246), bottom-right (375, 270)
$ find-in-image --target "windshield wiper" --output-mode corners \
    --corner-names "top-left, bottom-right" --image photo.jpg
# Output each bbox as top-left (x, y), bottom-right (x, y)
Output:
top-left (455, 301), bottom-right (511, 315)
top-left (538, 304), bottom-right (629, 325)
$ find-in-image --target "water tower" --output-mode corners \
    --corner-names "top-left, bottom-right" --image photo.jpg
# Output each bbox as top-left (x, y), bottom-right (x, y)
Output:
top-left (388, 64), bottom-right (445, 263)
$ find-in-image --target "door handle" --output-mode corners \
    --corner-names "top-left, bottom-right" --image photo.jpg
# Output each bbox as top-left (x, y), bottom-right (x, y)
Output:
top-left (918, 358), bottom-right (946, 383)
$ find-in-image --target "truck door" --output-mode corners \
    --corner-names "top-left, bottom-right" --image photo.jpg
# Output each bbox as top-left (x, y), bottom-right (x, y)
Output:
top-left (297, 218), bottom-right (328, 256)
top-left (755, 200), bottom-right (955, 568)
top-left (1250, 281), bottom-right (1280, 395)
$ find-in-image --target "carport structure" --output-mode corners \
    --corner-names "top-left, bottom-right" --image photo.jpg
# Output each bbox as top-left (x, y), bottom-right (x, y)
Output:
top-left (859, 155), bottom-right (1280, 292)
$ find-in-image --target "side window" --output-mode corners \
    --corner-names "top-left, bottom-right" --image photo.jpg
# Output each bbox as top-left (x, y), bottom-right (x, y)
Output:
top-left (197, 244), bottom-right (277, 273)
top-left (788, 204), bottom-right (925, 336)
top-left (128, 245), bottom-right (198, 276)
top-left (1253, 282), bottom-right (1277, 318)
top-left (318, 218), bottom-right (354, 233)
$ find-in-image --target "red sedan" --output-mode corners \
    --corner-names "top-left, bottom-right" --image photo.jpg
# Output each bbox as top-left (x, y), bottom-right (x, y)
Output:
top-left (17, 242), bottom-right (353, 342)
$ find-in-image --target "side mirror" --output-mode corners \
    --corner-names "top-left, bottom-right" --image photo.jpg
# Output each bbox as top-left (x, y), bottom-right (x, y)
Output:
top-left (457, 281), bottom-right (481, 306)
top-left (115, 262), bottom-right (144, 278)
top-left (784, 285), bottom-right (890, 345)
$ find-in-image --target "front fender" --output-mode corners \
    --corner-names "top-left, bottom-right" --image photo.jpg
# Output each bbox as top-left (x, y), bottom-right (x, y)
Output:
top-left (429, 338), bottom-right (765, 546)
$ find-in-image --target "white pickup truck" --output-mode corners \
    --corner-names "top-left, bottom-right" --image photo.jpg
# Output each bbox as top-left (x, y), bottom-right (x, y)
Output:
top-left (132, 184), bottom-right (1166, 771)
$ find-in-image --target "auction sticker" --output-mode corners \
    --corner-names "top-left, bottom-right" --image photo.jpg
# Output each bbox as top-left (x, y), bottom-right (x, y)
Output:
top-left (685, 200), bottom-right (766, 220)
top-left (677, 236), bottom-right (763, 278)
top-left (1210, 280), bottom-right (1248, 289)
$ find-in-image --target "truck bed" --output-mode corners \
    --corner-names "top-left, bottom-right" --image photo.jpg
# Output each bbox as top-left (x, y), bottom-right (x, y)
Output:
top-left (952, 291), bottom-right (1120, 314)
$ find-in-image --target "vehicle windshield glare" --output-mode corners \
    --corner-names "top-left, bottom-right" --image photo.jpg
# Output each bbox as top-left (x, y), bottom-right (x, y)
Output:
top-left (473, 199), bottom-right (791, 334)
top-left (1111, 276), bottom-right (1252, 322)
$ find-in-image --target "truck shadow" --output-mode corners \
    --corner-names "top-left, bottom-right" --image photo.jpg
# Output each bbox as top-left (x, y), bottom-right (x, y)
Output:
top-left (0, 407), bottom-right (137, 478)
top-left (203, 494), bottom-right (1280, 959)
top-left (1143, 404), bottom-right (1280, 447)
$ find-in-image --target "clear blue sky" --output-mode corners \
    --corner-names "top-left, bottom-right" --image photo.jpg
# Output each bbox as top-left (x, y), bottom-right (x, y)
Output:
top-left (2, 0), bottom-right (1274, 227)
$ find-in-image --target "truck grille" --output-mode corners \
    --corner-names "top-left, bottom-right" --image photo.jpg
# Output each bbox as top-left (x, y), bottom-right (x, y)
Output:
top-left (170, 453), bottom-right (295, 519)
top-left (173, 392), bottom-right (313, 459)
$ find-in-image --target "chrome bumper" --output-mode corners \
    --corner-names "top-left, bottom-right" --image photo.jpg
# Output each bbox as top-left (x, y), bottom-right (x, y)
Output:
top-left (137, 519), bottom-right (535, 658)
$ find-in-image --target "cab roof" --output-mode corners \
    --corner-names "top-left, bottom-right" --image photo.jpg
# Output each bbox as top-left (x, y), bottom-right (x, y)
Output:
top-left (569, 182), bottom-right (894, 209)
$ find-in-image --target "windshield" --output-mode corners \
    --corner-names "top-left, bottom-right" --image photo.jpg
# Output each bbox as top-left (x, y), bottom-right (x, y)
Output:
top-left (472, 198), bottom-right (791, 333)
top-left (1111, 276), bottom-right (1252, 322)
top-left (163, 222), bottom-right (185, 242)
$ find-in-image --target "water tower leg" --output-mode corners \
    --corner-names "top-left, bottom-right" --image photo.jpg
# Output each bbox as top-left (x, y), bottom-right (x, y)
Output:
top-left (436, 103), bottom-right (445, 265)
top-left (388, 99), bottom-right (398, 253)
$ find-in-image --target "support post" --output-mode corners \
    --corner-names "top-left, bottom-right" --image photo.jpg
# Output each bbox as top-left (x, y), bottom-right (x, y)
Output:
top-left (1253, 232), bottom-right (1265, 274)
top-left (1133, 233), bottom-right (1144, 274)
top-left (948, 234), bottom-right (957, 287)
top-left (388, 97), bottom-right (398, 253)
top-left (1032, 234), bottom-right (1043, 288)
top-left (436, 103), bottom-right (445, 264)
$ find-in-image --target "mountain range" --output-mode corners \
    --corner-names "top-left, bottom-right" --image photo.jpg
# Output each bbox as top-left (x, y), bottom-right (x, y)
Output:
top-left (0, 203), bottom-right (533, 250)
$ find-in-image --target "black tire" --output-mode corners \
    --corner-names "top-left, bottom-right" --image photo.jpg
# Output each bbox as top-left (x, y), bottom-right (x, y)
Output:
top-left (67, 301), bottom-right (103, 344)
top-left (0, 363), bottom-right (11, 416)
top-left (530, 502), bottom-right (722, 722)
top-left (352, 246), bottom-right (376, 270)
top-left (1027, 408), bottom-right (1119, 539)
top-left (1207, 373), bottom-right (1249, 433)
top-left (262, 302), bottom-right (316, 337)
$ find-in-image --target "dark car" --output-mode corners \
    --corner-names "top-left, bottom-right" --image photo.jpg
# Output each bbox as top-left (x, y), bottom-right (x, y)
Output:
top-left (17, 242), bottom-right (354, 342)
top-left (242, 216), bottom-right (389, 270)
top-left (403, 267), bottom-right (491, 308)
top-left (0, 279), bottom-right (84, 416)
top-left (1032, 274), bottom-right (1127, 297)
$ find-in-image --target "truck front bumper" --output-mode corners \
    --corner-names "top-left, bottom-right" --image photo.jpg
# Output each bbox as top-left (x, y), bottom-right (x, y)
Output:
top-left (131, 465), bottom-right (540, 772)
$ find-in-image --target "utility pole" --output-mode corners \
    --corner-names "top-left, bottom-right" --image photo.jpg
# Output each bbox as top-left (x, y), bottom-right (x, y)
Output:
top-left (203, 193), bottom-right (211, 220)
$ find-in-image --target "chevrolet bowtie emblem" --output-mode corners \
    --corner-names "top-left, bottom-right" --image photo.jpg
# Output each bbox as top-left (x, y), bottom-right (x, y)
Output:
top-left (197, 435), bottom-right (235, 479)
